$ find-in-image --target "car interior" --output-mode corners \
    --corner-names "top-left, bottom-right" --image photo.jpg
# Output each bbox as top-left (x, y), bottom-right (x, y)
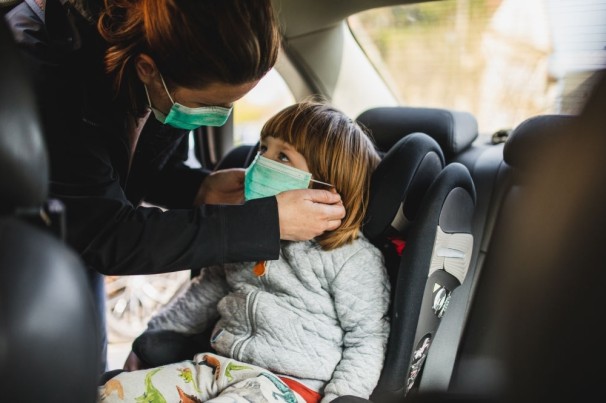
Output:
top-left (1, 0), bottom-right (605, 402)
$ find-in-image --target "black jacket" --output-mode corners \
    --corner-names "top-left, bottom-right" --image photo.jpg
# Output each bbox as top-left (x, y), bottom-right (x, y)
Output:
top-left (5, 0), bottom-right (280, 275)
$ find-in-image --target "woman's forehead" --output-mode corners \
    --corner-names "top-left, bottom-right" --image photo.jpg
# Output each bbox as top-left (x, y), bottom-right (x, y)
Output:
top-left (175, 80), bottom-right (260, 106)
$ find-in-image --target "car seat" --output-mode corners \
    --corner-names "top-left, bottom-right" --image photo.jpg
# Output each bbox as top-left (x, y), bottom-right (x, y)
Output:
top-left (356, 106), bottom-right (478, 161)
top-left (363, 132), bottom-right (445, 299)
top-left (418, 69), bottom-right (605, 402)
top-left (362, 159), bottom-right (476, 403)
top-left (0, 17), bottom-right (101, 402)
top-left (442, 113), bottom-right (578, 401)
top-left (206, 124), bottom-right (476, 403)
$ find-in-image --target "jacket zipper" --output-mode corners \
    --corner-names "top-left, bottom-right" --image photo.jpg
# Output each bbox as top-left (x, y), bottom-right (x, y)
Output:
top-left (259, 260), bottom-right (270, 288)
top-left (232, 290), bottom-right (259, 360)
top-left (232, 260), bottom-right (272, 359)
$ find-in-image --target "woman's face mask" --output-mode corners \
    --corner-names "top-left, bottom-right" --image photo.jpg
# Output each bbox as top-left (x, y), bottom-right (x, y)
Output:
top-left (244, 153), bottom-right (332, 200)
top-left (145, 74), bottom-right (232, 130)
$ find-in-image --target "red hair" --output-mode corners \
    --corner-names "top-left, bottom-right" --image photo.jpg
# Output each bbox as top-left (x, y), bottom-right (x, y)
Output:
top-left (98, 0), bottom-right (280, 114)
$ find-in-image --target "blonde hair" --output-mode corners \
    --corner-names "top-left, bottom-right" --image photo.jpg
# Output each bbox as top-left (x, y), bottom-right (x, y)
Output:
top-left (98, 0), bottom-right (280, 115)
top-left (261, 100), bottom-right (380, 250)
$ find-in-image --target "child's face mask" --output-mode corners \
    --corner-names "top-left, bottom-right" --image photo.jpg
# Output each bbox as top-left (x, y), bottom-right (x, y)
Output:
top-left (244, 154), bottom-right (312, 200)
top-left (145, 74), bottom-right (232, 130)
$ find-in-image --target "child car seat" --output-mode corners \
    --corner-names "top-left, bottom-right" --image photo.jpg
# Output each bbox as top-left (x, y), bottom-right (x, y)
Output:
top-left (346, 107), bottom-right (478, 402)
top-left (364, 159), bottom-right (476, 403)
top-left (363, 132), bottom-right (445, 300)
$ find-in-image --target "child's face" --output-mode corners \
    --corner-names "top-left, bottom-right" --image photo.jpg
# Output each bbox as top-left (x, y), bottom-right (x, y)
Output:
top-left (259, 136), bottom-right (310, 173)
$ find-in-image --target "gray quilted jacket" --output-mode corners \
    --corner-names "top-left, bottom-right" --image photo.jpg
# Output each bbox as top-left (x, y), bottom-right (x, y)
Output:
top-left (147, 235), bottom-right (391, 402)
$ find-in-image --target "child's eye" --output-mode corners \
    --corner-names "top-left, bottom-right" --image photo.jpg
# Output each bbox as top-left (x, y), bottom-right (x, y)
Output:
top-left (258, 145), bottom-right (267, 154)
top-left (278, 152), bottom-right (290, 162)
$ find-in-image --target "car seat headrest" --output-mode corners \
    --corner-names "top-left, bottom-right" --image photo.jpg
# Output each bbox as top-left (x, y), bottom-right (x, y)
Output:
top-left (364, 133), bottom-right (445, 241)
top-left (356, 106), bottom-right (478, 159)
top-left (504, 114), bottom-right (576, 173)
top-left (0, 19), bottom-right (48, 214)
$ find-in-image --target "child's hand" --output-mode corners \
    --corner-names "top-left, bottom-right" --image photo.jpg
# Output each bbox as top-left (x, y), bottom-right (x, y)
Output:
top-left (276, 189), bottom-right (346, 241)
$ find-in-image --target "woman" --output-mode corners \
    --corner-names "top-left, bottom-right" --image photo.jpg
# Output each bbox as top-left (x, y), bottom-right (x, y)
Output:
top-left (5, 0), bottom-right (344, 370)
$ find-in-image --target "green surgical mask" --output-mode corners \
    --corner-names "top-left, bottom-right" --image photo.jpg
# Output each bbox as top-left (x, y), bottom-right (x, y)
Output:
top-left (144, 74), bottom-right (232, 130)
top-left (244, 153), bottom-right (332, 200)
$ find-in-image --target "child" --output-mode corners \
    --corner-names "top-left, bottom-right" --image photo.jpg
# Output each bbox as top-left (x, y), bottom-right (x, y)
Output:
top-left (98, 100), bottom-right (391, 403)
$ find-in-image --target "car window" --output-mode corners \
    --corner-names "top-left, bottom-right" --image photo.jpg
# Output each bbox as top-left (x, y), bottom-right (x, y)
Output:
top-left (349, 0), bottom-right (606, 141)
top-left (233, 68), bottom-right (295, 146)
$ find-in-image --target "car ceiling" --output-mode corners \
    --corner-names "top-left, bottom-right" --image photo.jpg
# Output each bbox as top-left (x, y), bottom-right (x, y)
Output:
top-left (272, 0), bottom-right (442, 38)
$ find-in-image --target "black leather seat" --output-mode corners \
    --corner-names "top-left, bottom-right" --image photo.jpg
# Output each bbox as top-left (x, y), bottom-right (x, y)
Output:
top-left (417, 71), bottom-right (606, 403)
top-left (364, 132), bottom-right (445, 292)
top-left (444, 113), bottom-right (578, 400)
top-left (0, 17), bottom-right (101, 402)
top-left (363, 154), bottom-right (476, 402)
top-left (356, 106), bottom-right (478, 161)
top-left (405, 115), bottom-right (574, 396)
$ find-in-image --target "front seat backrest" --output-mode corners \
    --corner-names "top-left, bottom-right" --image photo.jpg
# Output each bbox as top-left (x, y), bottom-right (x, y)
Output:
top-left (0, 17), bottom-right (101, 402)
top-left (0, 16), bottom-right (47, 214)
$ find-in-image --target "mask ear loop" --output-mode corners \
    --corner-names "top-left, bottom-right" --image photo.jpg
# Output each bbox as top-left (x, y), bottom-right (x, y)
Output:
top-left (309, 178), bottom-right (334, 190)
top-left (143, 85), bottom-right (154, 109)
top-left (158, 73), bottom-right (176, 105)
top-left (143, 72), bottom-right (174, 109)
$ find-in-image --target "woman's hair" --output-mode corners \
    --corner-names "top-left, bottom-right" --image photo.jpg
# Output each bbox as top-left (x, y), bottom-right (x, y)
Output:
top-left (261, 100), bottom-right (381, 251)
top-left (98, 0), bottom-right (280, 114)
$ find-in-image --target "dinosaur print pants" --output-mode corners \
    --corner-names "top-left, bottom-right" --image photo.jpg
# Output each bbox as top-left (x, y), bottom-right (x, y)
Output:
top-left (97, 352), bottom-right (308, 403)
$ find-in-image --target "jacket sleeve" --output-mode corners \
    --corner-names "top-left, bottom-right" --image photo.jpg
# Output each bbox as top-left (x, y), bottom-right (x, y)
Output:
top-left (144, 135), bottom-right (210, 209)
top-left (146, 265), bottom-right (230, 334)
top-left (77, 196), bottom-right (280, 276)
top-left (50, 120), bottom-right (279, 276)
top-left (322, 248), bottom-right (391, 402)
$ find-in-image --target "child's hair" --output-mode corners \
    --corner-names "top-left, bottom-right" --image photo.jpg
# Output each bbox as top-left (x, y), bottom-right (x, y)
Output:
top-left (260, 100), bottom-right (380, 250)
top-left (98, 0), bottom-right (280, 115)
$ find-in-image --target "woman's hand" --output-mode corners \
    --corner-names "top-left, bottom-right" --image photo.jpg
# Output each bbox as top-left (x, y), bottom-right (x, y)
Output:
top-left (123, 350), bottom-right (148, 371)
top-left (194, 168), bottom-right (245, 206)
top-left (276, 189), bottom-right (346, 241)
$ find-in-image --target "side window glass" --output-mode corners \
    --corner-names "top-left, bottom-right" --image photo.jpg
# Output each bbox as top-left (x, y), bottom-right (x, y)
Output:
top-left (233, 69), bottom-right (295, 146)
top-left (349, 0), bottom-right (606, 141)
